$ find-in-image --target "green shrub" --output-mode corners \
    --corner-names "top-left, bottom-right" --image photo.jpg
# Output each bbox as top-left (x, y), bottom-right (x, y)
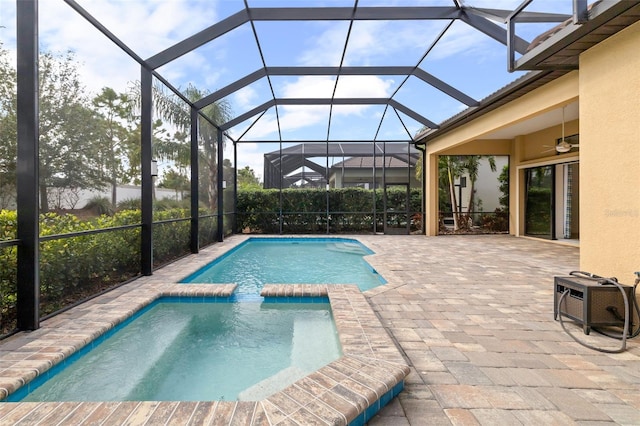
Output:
top-left (152, 208), bottom-right (190, 265)
top-left (117, 197), bottom-right (141, 211)
top-left (237, 187), bottom-right (421, 233)
top-left (0, 210), bottom-right (17, 240)
top-left (155, 198), bottom-right (190, 211)
top-left (83, 196), bottom-right (114, 216)
top-left (38, 210), bottom-right (142, 314)
top-left (0, 210), bottom-right (18, 334)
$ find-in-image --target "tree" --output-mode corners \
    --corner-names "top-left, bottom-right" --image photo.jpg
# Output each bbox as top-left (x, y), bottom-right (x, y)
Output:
top-left (92, 87), bottom-right (136, 209)
top-left (439, 155), bottom-right (495, 231)
top-left (129, 82), bottom-right (232, 211)
top-left (462, 155), bottom-right (496, 218)
top-left (498, 164), bottom-right (509, 209)
top-left (158, 168), bottom-right (190, 199)
top-left (191, 88), bottom-right (232, 212)
top-left (38, 51), bottom-right (106, 211)
top-left (439, 156), bottom-right (465, 230)
top-left (238, 166), bottom-right (261, 190)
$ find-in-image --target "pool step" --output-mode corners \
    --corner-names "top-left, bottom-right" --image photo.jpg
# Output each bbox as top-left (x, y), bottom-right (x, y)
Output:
top-left (326, 242), bottom-right (369, 255)
top-left (237, 365), bottom-right (307, 401)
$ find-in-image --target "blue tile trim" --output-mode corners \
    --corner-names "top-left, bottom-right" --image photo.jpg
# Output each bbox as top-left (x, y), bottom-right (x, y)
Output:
top-left (160, 295), bottom-right (235, 303)
top-left (262, 296), bottom-right (330, 304)
top-left (348, 381), bottom-right (405, 426)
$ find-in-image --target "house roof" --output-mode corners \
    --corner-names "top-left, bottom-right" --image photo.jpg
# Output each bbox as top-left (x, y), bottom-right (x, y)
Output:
top-left (263, 142), bottom-right (418, 188)
top-left (515, 0), bottom-right (640, 71)
top-left (331, 156), bottom-right (412, 169)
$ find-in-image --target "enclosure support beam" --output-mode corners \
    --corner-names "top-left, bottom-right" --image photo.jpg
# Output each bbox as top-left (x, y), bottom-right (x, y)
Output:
top-left (140, 68), bottom-right (154, 275)
top-left (216, 129), bottom-right (224, 242)
top-left (16, 0), bottom-right (40, 330)
top-left (233, 142), bottom-right (238, 234)
top-left (190, 108), bottom-right (199, 254)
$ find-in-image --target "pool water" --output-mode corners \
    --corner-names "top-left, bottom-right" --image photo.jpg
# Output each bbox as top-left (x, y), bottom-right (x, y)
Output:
top-left (182, 238), bottom-right (386, 293)
top-left (16, 300), bottom-right (341, 402)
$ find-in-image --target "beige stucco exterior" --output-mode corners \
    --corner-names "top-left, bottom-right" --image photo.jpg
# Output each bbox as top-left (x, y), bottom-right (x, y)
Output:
top-left (579, 21), bottom-right (640, 281)
top-left (422, 19), bottom-right (640, 283)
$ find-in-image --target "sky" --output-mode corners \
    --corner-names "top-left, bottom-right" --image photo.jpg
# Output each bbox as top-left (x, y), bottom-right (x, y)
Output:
top-left (0, 0), bottom-right (572, 179)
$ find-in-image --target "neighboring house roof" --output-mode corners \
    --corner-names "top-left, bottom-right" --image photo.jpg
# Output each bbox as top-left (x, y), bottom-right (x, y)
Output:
top-left (331, 156), bottom-right (411, 169)
top-left (263, 142), bottom-right (419, 188)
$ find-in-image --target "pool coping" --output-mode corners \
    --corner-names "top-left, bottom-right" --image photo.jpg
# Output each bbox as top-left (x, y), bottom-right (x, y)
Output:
top-left (0, 236), bottom-right (409, 425)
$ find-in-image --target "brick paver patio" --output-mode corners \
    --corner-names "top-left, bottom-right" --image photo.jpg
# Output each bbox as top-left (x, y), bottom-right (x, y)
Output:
top-left (359, 235), bottom-right (639, 425)
top-left (0, 234), bottom-right (639, 425)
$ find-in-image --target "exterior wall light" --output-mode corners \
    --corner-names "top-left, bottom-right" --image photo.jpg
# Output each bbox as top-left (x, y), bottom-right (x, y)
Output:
top-left (151, 160), bottom-right (158, 177)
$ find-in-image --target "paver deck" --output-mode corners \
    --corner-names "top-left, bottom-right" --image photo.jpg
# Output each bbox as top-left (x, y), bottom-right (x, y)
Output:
top-left (359, 235), bottom-right (639, 426)
top-left (0, 234), bottom-right (639, 425)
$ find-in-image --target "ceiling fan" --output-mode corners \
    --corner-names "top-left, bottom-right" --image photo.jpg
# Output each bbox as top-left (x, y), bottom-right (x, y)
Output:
top-left (543, 106), bottom-right (579, 153)
top-left (555, 139), bottom-right (579, 153)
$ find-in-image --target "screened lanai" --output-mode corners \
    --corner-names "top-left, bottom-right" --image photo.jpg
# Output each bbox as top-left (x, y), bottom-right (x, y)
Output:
top-left (1, 0), bottom-right (584, 331)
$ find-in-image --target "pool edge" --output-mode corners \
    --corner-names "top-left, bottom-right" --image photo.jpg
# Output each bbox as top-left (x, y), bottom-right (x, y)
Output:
top-left (0, 236), bottom-right (409, 425)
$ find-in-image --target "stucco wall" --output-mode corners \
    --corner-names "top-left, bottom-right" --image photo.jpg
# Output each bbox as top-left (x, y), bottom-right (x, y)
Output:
top-left (579, 21), bottom-right (640, 281)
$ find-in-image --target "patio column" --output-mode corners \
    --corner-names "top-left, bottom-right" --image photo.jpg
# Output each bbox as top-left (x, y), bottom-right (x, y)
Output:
top-left (16, 0), bottom-right (40, 330)
top-left (425, 151), bottom-right (439, 236)
top-left (190, 107), bottom-right (199, 253)
top-left (140, 68), bottom-right (153, 275)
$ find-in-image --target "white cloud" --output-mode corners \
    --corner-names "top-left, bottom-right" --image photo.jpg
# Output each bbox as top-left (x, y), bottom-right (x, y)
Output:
top-left (233, 105), bottom-right (330, 140)
top-left (233, 86), bottom-right (259, 111)
top-left (427, 22), bottom-right (493, 61)
top-left (281, 76), bottom-right (336, 98)
top-left (229, 74), bottom-right (396, 139)
top-left (232, 111), bottom-right (279, 140)
top-left (297, 23), bottom-right (347, 66)
top-left (279, 105), bottom-right (329, 132)
top-left (68, 0), bottom-right (219, 58)
top-left (334, 75), bottom-right (394, 98)
top-left (235, 142), bottom-right (267, 180)
top-left (24, 0), bottom-right (222, 94)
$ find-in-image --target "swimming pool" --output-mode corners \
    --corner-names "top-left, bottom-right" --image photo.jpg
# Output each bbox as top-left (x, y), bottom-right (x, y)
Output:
top-left (10, 298), bottom-right (341, 402)
top-left (0, 249), bottom-right (410, 424)
top-left (182, 238), bottom-right (386, 294)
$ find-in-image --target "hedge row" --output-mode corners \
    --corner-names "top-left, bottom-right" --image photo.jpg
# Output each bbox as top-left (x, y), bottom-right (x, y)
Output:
top-left (236, 187), bottom-right (422, 233)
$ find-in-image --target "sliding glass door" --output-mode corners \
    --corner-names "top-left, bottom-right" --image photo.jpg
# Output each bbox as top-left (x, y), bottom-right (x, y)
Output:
top-left (525, 165), bottom-right (554, 238)
top-left (524, 163), bottom-right (580, 241)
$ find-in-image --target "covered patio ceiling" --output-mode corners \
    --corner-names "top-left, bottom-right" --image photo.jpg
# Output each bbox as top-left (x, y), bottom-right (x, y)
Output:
top-left (61, 0), bottom-right (578, 145)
